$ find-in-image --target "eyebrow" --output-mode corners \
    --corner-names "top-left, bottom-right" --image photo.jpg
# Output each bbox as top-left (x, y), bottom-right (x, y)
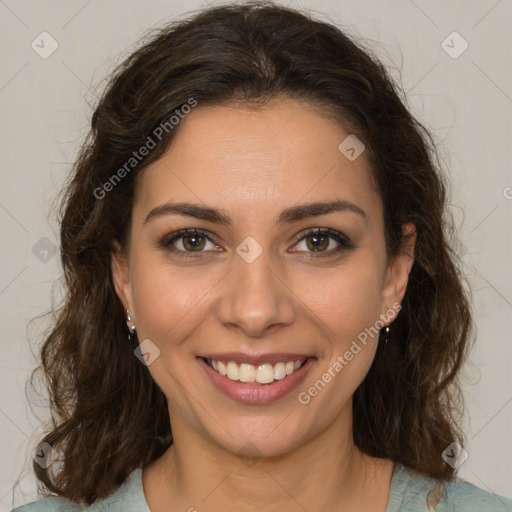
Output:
top-left (143, 199), bottom-right (367, 227)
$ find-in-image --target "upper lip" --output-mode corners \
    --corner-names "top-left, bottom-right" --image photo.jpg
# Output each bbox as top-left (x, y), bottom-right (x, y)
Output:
top-left (199, 352), bottom-right (315, 366)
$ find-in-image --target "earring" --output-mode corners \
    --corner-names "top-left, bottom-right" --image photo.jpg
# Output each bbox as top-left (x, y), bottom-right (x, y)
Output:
top-left (126, 309), bottom-right (137, 342)
top-left (381, 325), bottom-right (390, 346)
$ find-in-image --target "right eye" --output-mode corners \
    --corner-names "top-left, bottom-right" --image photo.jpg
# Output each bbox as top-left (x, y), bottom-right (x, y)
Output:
top-left (160, 228), bottom-right (222, 258)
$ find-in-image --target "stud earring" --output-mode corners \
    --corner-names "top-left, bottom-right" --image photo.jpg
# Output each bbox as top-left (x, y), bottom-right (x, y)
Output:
top-left (126, 309), bottom-right (137, 342)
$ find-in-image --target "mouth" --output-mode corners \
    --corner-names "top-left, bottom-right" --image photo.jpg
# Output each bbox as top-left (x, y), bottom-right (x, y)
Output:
top-left (202, 357), bottom-right (308, 385)
top-left (197, 355), bottom-right (316, 404)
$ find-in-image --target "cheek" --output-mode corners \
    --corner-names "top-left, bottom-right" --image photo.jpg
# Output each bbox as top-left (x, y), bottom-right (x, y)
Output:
top-left (296, 260), bottom-right (384, 417)
top-left (130, 255), bottom-right (216, 345)
top-left (304, 255), bottom-right (384, 383)
top-left (300, 257), bottom-right (384, 340)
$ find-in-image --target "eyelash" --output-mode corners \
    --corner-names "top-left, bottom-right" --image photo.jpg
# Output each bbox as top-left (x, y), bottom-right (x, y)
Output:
top-left (160, 228), bottom-right (354, 260)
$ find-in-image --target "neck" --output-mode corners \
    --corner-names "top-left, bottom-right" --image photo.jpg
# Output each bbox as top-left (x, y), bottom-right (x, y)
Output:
top-left (142, 409), bottom-right (393, 511)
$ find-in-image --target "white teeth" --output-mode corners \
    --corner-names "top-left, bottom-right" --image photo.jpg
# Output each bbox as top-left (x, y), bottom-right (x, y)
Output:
top-left (257, 364), bottom-right (275, 384)
top-left (239, 363), bottom-right (255, 382)
top-left (274, 362), bottom-right (286, 380)
top-left (226, 361), bottom-right (239, 380)
top-left (217, 361), bottom-right (227, 376)
top-left (207, 358), bottom-right (307, 384)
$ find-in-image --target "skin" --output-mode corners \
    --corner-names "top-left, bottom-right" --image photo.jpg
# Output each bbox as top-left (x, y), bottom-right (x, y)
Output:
top-left (112, 96), bottom-right (416, 512)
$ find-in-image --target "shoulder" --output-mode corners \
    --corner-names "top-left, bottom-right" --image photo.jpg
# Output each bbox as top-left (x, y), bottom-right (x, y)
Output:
top-left (388, 463), bottom-right (512, 512)
top-left (11, 467), bottom-right (149, 512)
top-left (444, 479), bottom-right (512, 511)
top-left (10, 496), bottom-right (81, 511)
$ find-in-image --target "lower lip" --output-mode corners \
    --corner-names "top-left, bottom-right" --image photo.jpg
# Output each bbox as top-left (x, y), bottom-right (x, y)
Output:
top-left (197, 357), bottom-right (316, 404)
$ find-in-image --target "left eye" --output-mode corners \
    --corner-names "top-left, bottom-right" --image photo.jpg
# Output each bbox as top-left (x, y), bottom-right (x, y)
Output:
top-left (291, 228), bottom-right (352, 257)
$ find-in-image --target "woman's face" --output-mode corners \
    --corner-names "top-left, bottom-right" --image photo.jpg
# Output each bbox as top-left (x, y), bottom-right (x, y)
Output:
top-left (112, 96), bottom-right (414, 458)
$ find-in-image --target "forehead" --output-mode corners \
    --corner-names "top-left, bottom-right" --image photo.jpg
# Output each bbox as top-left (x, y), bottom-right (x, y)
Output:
top-left (133, 97), bottom-right (381, 227)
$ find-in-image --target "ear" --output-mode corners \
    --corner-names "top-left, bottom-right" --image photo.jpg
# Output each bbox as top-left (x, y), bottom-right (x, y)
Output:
top-left (111, 241), bottom-right (134, 317)
top-left (380, 223), bottom-right (416, 322)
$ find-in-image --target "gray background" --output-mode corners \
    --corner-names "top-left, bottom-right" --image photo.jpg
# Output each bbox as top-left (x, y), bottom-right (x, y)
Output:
top-left (1, 0), bottom-right (511, 508)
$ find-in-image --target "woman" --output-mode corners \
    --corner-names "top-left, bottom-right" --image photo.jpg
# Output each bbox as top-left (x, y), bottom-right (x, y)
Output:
top-left (12, 2), bottom-right (512, 511)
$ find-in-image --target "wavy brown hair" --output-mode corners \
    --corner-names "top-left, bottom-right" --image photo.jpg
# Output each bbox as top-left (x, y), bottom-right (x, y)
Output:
top-left (26, 0), bottom-right (472, 505)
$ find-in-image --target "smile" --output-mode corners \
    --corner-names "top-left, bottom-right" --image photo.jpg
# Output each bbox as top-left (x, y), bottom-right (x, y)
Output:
top-left (205, 358), bottom-right (307, 385)
top-left (197, 355), bottom-right (316, 404)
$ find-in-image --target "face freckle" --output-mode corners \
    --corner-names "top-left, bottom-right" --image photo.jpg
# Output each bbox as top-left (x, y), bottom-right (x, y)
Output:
top-left (112, 96), bottom-right (409, 458)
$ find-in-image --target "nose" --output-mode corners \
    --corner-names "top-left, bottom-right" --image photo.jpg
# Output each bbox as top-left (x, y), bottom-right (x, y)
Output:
top-left (215, 247), bottom-right (296, 338)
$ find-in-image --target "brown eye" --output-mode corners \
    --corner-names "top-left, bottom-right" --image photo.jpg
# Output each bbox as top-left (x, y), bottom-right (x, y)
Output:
top-left (161, 229), bottom-right (220, 257)
top-left (292, 228), bottom-right (354, 258)
top-left (180, 233), bottom-right (207, 251)
top-left (304, 232), bottom-right (330, 252)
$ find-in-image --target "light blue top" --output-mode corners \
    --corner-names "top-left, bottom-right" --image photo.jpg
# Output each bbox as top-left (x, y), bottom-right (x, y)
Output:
top-left (11, 462), bottom-right (512, 511)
